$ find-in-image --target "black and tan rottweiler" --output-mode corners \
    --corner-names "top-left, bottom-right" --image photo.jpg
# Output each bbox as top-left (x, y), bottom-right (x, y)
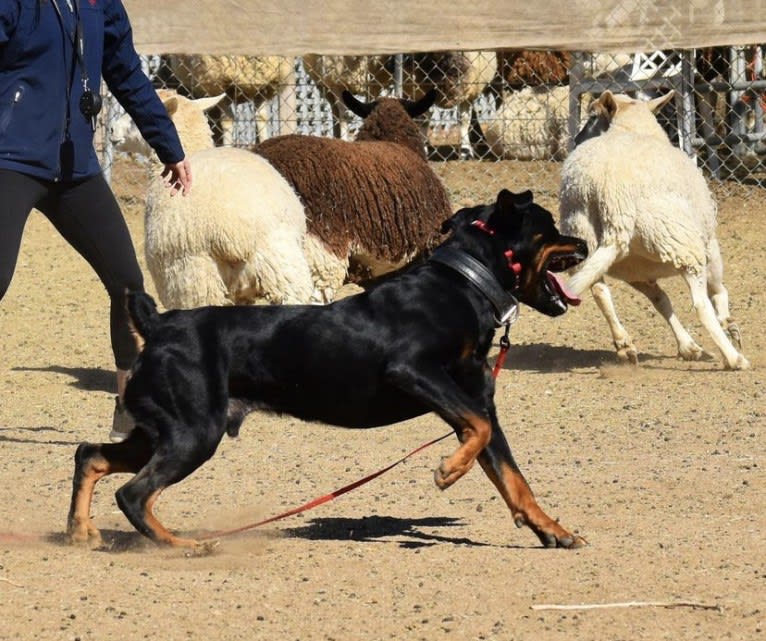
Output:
top-left (67, 189), bottom-right (588, 550)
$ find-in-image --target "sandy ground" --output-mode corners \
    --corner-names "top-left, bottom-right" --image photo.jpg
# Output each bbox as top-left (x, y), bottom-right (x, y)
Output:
top-left (0, 160), bottom-right (764, 641)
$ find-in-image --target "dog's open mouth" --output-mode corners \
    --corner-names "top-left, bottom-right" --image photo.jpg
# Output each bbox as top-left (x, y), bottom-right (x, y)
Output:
top-left (544, 253), bottom-right (583, 307)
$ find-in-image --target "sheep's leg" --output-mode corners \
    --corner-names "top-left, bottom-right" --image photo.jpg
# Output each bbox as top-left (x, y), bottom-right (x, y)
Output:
top-left (591, 279), bottom-right (638, 364)
top-left (150, 255), bottom-right (231, 309)
top-left (236, 232), bottom-right (315, 304)
top-left (629, 280), bottom-right (703, 361)
top-left (706, 237), bottom-right (742, 349)
top-left (682, 269), bottom-right (750, 370)
top-left (254, 100), bottom-right (272, 143)
top-left (566, 245), bottom-right (639, 361)
top-left (566, 244), bottom-right (620, 296)
top-left (457, 103), bottom-right (475, 159)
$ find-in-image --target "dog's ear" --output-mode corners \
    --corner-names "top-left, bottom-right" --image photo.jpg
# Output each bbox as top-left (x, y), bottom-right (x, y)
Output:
top-left (441, 204), bottom-right (482, 233)
top-left (487, 189), bottom-right (532, 233)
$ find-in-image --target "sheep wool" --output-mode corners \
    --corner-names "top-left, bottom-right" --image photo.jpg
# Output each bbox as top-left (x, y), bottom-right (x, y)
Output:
top-left (559, 90), bottom-right (748, 370)
top-left (111, 91), bottom-right (314, 309)
top-left (255, 96), bottom-right (452, 281)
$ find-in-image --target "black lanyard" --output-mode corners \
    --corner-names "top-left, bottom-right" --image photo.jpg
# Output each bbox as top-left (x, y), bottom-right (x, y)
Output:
top-left (49, 0), bottom-right (90, 91)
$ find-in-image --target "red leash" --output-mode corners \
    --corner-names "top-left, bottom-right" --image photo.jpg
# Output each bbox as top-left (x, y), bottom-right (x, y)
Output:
top-left (199, 331), bottom-right (513, 541)
top-left (199, 431), bottom-right (453, 540)
top-left (492, 324), bottom-right (512, 378)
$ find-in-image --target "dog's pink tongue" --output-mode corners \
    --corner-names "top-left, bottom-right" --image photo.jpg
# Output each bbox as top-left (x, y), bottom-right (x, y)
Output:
top-left (547, 271), bottom-right (581, 306)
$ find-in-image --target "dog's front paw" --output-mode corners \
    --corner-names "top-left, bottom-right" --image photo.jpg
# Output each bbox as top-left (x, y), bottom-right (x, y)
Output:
top-left (539, 530), bottom-right (588, 549)
top-left (433, 457), bottom-right (473, 490)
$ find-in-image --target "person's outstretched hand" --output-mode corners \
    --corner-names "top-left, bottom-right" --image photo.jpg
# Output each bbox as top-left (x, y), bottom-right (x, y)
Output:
top-left (161, 158), bottom-right (192, 196)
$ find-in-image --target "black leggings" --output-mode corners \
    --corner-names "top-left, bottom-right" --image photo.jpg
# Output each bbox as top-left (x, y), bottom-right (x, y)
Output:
top-left (0, 169), bottom-right (144, 370)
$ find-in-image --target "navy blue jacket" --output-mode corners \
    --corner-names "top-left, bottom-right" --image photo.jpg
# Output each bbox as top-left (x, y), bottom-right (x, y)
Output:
top-left (0, 0), bottom-right (184, 182)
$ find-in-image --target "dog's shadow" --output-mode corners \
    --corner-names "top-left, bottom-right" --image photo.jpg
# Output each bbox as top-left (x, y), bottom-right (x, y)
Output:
top-left (283, 515), bottom-right (506, 549)
top-left (46, 515), bottom-right (515, 552)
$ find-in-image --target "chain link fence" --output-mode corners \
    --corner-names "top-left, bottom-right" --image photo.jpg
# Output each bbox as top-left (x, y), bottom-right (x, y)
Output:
top-left (100, 47), bottom-right (766, 203)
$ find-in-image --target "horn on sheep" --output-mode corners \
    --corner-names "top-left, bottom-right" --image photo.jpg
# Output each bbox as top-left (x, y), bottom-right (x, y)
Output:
top-left (646, 90), bottom-right (675, 113)
top-left (402, 88), bottom-right (438, 118)
top-left (341, 90), bottom-right (375, 119)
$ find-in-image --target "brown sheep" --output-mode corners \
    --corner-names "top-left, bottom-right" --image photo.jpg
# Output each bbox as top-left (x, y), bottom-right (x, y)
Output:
top-left (254, 90), bottom-right (452, 283)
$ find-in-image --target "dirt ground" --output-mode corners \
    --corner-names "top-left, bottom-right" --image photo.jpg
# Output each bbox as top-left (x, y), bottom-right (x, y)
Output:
top-left (0, 160), bottom-right (764, 641)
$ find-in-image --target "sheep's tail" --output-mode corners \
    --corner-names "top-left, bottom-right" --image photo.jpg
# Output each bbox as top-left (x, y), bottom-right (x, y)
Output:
top-left (125, 290), bottom-right (161, 349)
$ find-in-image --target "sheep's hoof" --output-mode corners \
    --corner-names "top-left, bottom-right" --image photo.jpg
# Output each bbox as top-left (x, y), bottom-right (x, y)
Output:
top-left (677, 341), bottom-right (704, 361)
top-left (615, 342), bottom-right (638, 365)
top-left (725, 354), bottom-right (750, 371)
top-left (726, 323), bottom-right (742, 349)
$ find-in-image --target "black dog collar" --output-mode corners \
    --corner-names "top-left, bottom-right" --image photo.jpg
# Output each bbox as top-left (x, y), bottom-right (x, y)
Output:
top-left (429, 247), bottom-right (519, 326)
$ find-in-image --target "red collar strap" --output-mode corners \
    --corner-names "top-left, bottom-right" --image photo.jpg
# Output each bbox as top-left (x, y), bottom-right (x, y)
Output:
top-left (471, 220), bottom-right (522, 275)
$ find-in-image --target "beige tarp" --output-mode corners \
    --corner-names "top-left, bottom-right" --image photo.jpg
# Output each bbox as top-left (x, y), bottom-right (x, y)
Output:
top-left (126, 0), bottom-right (766, 56)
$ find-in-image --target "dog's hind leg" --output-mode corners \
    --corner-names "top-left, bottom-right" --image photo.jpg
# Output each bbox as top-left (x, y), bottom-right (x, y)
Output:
top-left (682, 269), bottom-right (749, 370)
top-left (67, 430), bottom-right (153, 548)
top-left (477, 411), bottom-right (586, 549)
top-left (114, 430), bottom-right (226, 548)
top-left (628, 280), bottom-right (703, 361)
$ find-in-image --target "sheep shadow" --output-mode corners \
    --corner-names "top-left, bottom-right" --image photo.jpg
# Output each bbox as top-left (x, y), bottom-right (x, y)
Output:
top-left (498, 342), bottom-right (615, 372)
top-left (497, 342), bottom-right (689, 373)
top-left (11, 365), bottom-right (113, 393)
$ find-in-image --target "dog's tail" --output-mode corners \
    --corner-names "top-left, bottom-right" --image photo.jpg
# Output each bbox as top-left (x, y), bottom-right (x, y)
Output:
top-left (125, 290), bottom-right (161, 348)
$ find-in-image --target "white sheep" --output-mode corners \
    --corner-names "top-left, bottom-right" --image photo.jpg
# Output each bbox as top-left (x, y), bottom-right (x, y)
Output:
top-left (163, 54), bottom-right (295, 145)
top-left (480, 85), bottom-right (570, 160)
top-left (559, 90), bottom-right (749, 370)
top-left (110, 90), bottom-right (316, 308)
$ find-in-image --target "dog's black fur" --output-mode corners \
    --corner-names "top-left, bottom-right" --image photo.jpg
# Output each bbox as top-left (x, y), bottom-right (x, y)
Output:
top-left (67, 189), bottom-right (587, 550)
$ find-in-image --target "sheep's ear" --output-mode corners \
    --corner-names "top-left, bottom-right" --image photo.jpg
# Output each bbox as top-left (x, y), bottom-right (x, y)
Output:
top-left (163, 96), bottom-right (179, 117)
top-left (595, 91), bottom-right (620, 121)
top-left (404, 88), bottom-right (438, 118)
top-left (342, 91), bottom-right (374, 118)
top-left (646, 90), bottom-right (674, 112)
top-left (194, 93), bottom-right (226, 113)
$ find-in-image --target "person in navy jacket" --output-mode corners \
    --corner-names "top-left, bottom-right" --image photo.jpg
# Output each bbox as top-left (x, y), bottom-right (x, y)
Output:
top-left (0, 0), bottom-right (192, 441)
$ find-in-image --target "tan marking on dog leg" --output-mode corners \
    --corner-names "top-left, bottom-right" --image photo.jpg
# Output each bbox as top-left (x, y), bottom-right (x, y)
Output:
top-left (478, 458), bottom-right (586, 549)
top-left (142, 490), bottom-right (201, 548)
top-left (434, 415), bottom-right (492, 489)
top-left (68, 453), bottom-right (110, 548)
